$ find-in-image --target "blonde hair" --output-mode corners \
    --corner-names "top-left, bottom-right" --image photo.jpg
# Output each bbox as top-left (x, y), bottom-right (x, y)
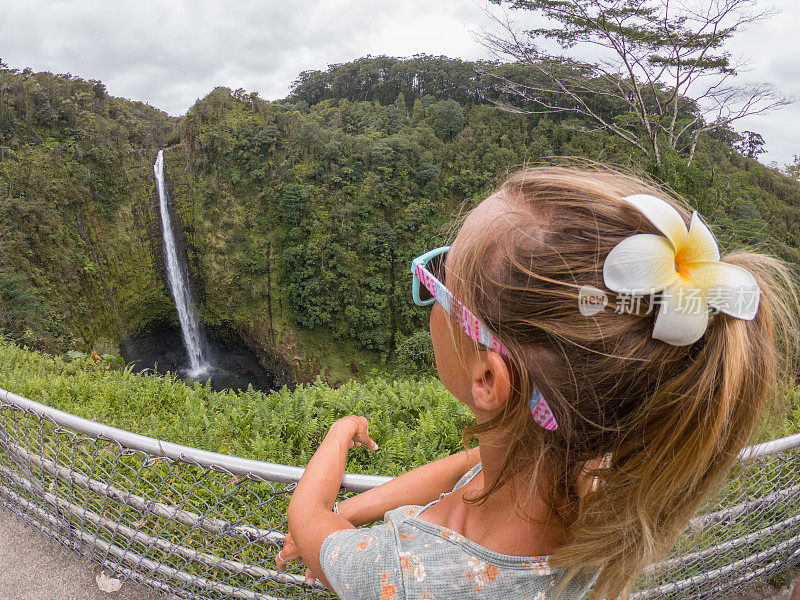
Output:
top-left (443, 164), bottom-right (798, 599)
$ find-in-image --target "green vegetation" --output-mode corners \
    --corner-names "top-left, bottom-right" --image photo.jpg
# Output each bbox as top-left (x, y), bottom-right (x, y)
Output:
top-left (0, 63), bottom-right (174, 353)
top-left (2, 336), bottom-right (796, 467)
top-left (2, 54), bottom-right (800, 393)
top-left (0, 339), bottom-right (469, 475)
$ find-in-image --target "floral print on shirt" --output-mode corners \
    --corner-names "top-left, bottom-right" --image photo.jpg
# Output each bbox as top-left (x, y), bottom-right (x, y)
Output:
top-left (380, 573), bottom-right (398, 600)
top-left (399, 551), bottom-right (427, 583)
top-left (319, 462), bottom-right (595, 600)
top-left (464, 557), bottom-right (501, 593)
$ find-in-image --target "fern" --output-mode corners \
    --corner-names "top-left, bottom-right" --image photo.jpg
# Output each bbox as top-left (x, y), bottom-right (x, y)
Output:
top-left (0, 340), bottom-right (480, 475)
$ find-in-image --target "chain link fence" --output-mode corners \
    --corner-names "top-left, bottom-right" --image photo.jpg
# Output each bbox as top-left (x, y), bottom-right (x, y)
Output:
top-left (1, 386), bottom-right (798, 600)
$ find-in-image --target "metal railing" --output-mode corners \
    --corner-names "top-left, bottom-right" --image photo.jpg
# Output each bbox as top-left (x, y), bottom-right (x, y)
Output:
top-left (1, 386), bottom-right (798, 600)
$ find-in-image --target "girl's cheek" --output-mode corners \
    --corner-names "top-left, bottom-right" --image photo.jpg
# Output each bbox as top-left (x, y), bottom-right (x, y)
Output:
top-left (430, 303), bottom-right (469, 402)
top-left (429, 304), bottom-right (444, 365)
top-left (430, 304), bottom-right (450, 379)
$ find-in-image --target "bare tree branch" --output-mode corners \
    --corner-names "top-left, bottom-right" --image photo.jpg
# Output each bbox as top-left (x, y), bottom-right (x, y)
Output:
top-left (481, 0), bottom-right (794, 166)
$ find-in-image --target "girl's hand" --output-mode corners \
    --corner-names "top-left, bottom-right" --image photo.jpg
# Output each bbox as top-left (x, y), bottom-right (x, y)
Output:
top-left (325, 416), bottom-right (379, 451)
top-left (284, 415), bottom-right (378, 593)
top-left (275, 532), bottom-right (320, 586)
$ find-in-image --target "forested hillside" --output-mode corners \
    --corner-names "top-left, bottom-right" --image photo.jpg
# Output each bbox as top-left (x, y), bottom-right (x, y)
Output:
top-left (2, 55), bottom-right (800, 385)
top-left (0, 63), bottom-right (174, 353)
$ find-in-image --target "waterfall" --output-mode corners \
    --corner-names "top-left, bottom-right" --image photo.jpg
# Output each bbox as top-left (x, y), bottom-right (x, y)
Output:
top-left (154, 150), bottom-right (212, 378)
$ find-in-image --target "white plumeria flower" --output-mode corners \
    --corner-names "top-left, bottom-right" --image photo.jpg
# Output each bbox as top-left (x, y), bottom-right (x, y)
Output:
top-left (603, 194), bottom-right (761, 346)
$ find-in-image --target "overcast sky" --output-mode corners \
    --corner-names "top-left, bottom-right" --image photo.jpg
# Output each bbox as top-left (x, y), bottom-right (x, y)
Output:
top-left (2, 0), bottom-right (798, 167)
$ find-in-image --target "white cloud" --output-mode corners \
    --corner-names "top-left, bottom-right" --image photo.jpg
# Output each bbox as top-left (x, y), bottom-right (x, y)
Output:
top-left (3, 0), bottom-right (496, 115)
top-left (721, 0), bottom-right (800, 166)
top-left (2, 0), bottom-right (797, 165)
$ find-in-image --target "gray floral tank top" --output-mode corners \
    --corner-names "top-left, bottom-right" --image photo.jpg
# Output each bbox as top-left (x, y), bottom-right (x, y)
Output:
top-left (319, 463), bottom-right (595, 600)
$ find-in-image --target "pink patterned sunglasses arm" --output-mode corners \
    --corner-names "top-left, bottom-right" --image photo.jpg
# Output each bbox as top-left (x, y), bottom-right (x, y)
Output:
top-left (413, 263), bottom-right (508, 355)
top-left (412, 256), bottom-right (558, 431)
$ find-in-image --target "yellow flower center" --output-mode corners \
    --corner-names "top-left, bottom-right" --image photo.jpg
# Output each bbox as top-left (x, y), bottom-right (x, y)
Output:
top-left (674, 247), bottom-right (688, 276)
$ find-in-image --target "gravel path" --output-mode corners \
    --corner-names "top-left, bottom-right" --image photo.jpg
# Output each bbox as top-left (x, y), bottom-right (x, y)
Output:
top-left (0, 506), bottom-right (165, 600)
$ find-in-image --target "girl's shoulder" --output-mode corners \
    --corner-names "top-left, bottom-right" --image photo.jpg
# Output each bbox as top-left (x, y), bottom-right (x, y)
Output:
top-left (452, 460), bottom-right (484, 492)
top-left (381, 461), bottom-right (484, 524)
top-left (384, 460), bottom-right (554, 572)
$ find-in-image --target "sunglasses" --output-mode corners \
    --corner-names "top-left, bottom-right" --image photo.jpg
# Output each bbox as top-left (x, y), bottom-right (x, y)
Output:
top-left (411, 246), bottom-right (558, 431)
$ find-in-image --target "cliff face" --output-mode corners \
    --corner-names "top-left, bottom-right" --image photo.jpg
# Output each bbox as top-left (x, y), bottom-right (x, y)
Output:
top-left (67, 149), bottom-right (179, 352)
top-left (0, 68), bottom-right (303, 382)
top-left (5, 63), bottom-right (800, 388)
top-left (0, 145), bottom-right (175, 354)
top-left (0, 66), bottom-right (175, 353)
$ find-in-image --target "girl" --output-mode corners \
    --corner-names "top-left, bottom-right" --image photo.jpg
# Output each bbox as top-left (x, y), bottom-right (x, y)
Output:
top-left (276, 165), bottom-right (796, 600)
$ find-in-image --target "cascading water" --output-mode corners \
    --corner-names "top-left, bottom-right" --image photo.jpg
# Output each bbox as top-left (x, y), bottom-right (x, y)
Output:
top-left (154, 150), bottom-right (212, 378)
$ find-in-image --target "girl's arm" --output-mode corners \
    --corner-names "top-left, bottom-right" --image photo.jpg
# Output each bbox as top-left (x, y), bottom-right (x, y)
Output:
top-left (286, 416), bottom-right (379, 591)
top-left (283, 416), bottom-right (480, 589)
top-left (336, 445), bottom-right (481, 526)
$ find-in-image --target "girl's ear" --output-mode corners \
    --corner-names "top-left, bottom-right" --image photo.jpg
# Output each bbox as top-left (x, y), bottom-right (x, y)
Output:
top-left (470, 352), bottom-right (512, 415)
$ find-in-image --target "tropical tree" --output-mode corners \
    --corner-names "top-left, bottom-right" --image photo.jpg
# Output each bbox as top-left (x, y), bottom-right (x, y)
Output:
top-left (785, 155), bottom-right (800, 181)
top-left (482, 0), bottom-right (793, 166)
top-left (735, 130), bottom-right (765, 159)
